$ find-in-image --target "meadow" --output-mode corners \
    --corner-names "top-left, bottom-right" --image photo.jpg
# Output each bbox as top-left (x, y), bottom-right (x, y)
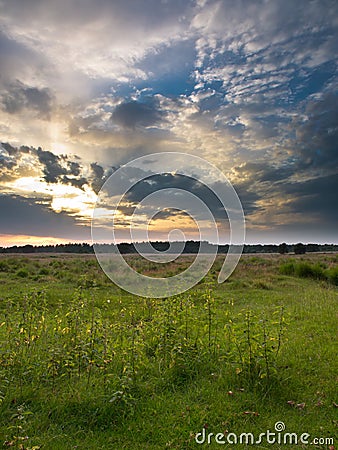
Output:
top-left (0, 252), bottom-right (337, 449)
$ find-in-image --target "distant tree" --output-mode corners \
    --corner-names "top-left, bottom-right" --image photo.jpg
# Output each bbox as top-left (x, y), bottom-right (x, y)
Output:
top-left (1, 241), bottom-right (338, 255)
top-left (278, 242), bottom-right (288, 254)
top-left (294, 242), bottom-right (306, 254)
top-left (306, 243), bottom-right (319, 253)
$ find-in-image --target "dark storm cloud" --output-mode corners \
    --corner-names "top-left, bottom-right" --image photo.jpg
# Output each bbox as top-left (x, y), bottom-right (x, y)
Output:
top-left (0, 194), bottom-right (90, 239)
top-left (0, 142), bottom-right (120, 193)
top-left (111, 98), bottom-right (165, 129)
top-left (229, 161), bottom-right (290, 216)
top-left (90, 162), bottom-right (105, 194)
top-left (90, 162), bottom-right (104, 180)
top-left (1, 81), bottom-right (53, 119)
top-left (123, 173), bottom-right (228, 221)
top-left (35, 146), bottom-right (88, 188)
top-left (228, 89), bottom-right (338, 228)
top-left (124, 173), bottom-right (201, 202)
top-left (61, 175), bottom-right (87, 189)
top-left (0, 143), bottom-right (37, 183)
top-left (0, 143), bottom-right (17, 170)
top-left (0, 143), bottom-right (89, 189)
top-left (293, 92), bottom-right (338, 170)
top-left (284, 174), bottom-right (338, 223)
top-left (231, 156), bottom-right (338, 231)
top-left (90, 162), bottom-right (120, 194)
top-left (149, 208), bottom-right (191, 221)
top-left (67, 161), bottom-right (81, 177)
top-left (1, 142), bottom-right (21, 156)
top-left (36, 148), bottom-right (67, 183)
top-left (233, 162), bottom-right (291, 184)
top-left (232, 181), bottom-right (262, 217)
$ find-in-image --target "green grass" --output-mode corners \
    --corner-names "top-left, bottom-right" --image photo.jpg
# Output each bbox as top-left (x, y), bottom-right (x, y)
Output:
top-left (279, 259), bottom-right (338, 285)
top-left (0, 253), bottom-right (337, 449)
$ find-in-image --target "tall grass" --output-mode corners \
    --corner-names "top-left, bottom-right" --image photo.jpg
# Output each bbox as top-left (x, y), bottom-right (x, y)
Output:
top-left (279, 259), bottom-right (338, 285)
top-left (0, 285), bottom-right (287, 440)
top-left (0, 254), bottom-right (337, 448)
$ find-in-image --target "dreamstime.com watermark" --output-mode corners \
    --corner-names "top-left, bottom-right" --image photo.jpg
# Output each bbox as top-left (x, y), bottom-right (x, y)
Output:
top-left (195, 421), bottom-right (334, 446)
top-left (91, 152), bottom-right (245, 298)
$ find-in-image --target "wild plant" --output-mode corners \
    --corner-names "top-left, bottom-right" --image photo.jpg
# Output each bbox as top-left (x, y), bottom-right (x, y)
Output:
top-left (203, 285), bottom-right (218, 356)
top-left (227, 306), bottom-right (287, 386)
top-left (4, 403), bottom-right (38, 449)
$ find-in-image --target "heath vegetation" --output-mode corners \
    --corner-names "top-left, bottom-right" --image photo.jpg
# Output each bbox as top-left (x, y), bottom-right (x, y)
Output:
top-left (0, 253), bottom-right (337, 449)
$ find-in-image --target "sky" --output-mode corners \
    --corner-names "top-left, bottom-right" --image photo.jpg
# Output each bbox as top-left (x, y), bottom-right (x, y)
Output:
top-left (0, 0), bottom-right (337, 246)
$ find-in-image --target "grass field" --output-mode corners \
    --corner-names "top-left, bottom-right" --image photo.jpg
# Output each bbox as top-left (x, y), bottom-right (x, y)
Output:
top-left (0, 253), bottom-right (337, 449)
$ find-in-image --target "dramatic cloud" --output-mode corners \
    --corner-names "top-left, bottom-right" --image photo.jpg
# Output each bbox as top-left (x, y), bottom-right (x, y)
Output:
top-left (111, 98), bottom-right (165, 129)
top-left (0, 0), bottom-right (337, 244)
top-left (292, 92), bottom-right (338, 171)
top-left (90, 162), bottom-right (105, 194)
top-left (1, 81), bottom-right (53, 118)
top-left (0, 194), bottom-right (90, 240)
top-left (36, 148), bottom-right (68, 183)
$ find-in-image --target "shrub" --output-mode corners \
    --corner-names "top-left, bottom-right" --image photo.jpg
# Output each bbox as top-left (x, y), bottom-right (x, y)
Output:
top-left (326, 266), bottom-right (338, 285)
top-left (280, 260), bottom-right (337, 285)
top-left (0, 260), bottom-right (9, 272)
top-left (16, 268), bottom-right (29, 278)
top-left (294, 262), bottom-right (325, 280)
top-left (279, 261), bottom-right (295, 276)
top-left (39, 267), bottom-right (50, 276)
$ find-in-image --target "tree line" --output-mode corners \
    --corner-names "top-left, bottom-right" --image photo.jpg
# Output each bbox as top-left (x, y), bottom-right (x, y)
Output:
top-left (0, 241), bottom-right (337, 254)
